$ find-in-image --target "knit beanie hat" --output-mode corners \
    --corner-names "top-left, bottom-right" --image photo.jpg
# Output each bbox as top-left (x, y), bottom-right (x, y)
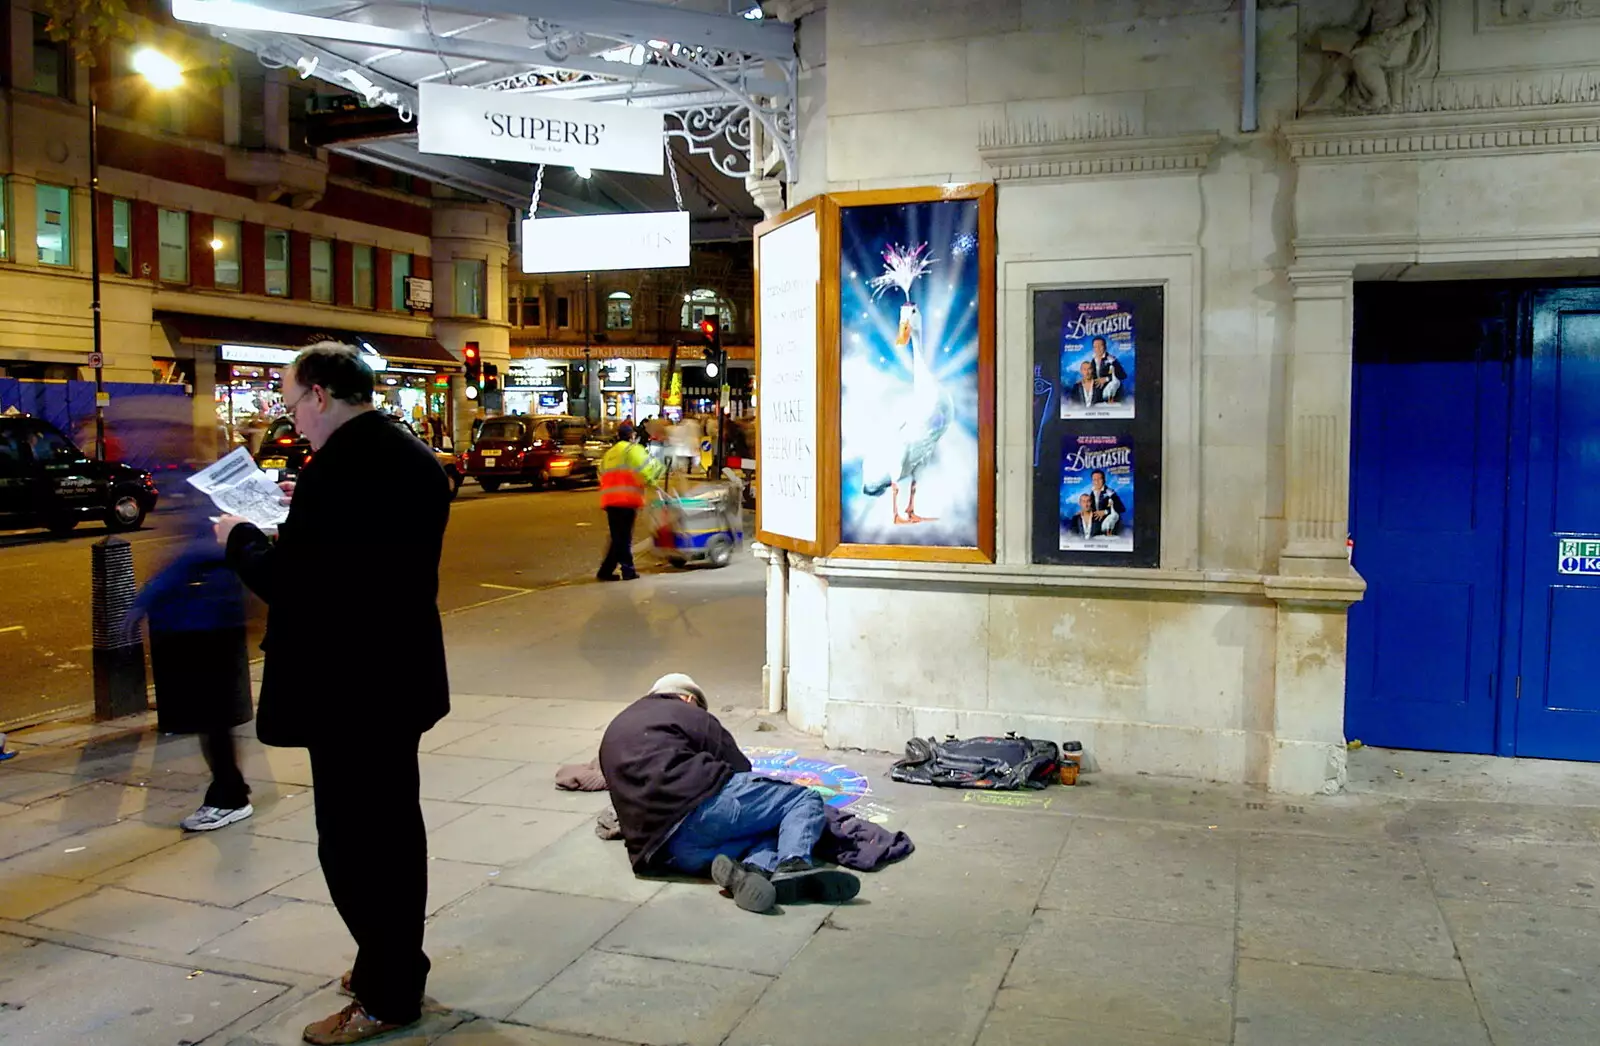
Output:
top-left (650, 673), bottom-right (707, 706)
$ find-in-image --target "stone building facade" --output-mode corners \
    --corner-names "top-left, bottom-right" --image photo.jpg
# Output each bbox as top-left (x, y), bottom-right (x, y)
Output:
top-left (759, 0), bottom-right (1600, 792)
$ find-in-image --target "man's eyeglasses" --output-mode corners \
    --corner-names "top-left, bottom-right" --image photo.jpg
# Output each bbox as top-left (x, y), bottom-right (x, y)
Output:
top-left (283, 387), bottom-right (315, 414)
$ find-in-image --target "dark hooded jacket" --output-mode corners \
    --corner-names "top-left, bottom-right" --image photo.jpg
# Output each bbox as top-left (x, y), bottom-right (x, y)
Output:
top-left (598, 692), bottom-right (751, 870)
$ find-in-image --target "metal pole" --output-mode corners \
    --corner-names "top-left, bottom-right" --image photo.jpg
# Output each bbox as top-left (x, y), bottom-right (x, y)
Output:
top-left (89, 88), bottom-right (106, 460)
top-left (1241, 0), bottom-right (1259, 133)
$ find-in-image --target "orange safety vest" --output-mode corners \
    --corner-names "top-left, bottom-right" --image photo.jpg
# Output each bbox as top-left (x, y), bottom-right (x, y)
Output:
top-left (599, 440), bottom-right (652, 509)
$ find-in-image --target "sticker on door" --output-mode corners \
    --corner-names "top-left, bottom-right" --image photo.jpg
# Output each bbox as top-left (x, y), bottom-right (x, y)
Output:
top-left (1558, 538), bottom-right (1600, 576)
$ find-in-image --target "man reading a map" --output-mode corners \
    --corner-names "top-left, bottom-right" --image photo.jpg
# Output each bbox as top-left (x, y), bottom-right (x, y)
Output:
top-left (215, 342), bottom-right (452, 1046)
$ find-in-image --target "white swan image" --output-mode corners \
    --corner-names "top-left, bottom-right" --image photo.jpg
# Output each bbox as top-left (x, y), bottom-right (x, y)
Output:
top-left (861, 301), bottom-right (953, 524)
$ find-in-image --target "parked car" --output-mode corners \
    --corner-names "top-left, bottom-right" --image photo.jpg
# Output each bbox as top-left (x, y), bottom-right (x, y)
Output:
top-left (0, 414), bottom-right (159, 534)
top-left (460, 416), bottom-right (602, 492)
top-left (255, 415), bottom-right (463, 499)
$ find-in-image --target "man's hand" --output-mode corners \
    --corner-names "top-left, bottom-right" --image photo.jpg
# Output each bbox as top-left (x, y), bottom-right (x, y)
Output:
top-left (278, 480), bottom-right (296, 505)
top-left (214, 514), bottom-right (249, 545)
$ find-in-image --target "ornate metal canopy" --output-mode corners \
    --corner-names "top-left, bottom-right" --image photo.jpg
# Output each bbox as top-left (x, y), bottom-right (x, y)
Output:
top-left (172, 0), bottom-right (798, 208)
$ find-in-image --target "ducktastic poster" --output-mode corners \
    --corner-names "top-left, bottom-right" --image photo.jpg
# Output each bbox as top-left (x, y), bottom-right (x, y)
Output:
top-left (1059, 434), bottom-right (1135, 553)
top-left (1060, 300), bottom-right (1136, 420)
top-left (838, 198), bottom-right (983, 548)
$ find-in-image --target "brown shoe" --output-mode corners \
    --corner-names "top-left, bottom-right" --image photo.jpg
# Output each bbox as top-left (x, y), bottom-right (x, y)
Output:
top-left (302, 1002), bottom-right (413, 1044)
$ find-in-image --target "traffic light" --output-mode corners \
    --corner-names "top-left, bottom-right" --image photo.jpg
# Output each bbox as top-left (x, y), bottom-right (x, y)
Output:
top-left (698, 317), bottom-right (723, 379)
top-left (463, 342), bottom-right (481, 401)
top-left (483, 362), bottom-right (499, 393)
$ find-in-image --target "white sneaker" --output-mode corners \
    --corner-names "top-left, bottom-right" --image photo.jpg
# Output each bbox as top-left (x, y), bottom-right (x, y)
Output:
top-left (180, 804), bottom-right (254, 832)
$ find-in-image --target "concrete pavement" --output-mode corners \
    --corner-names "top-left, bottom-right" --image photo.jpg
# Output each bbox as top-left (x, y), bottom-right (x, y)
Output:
top-left (3, 555), bottom-right (1600, 1044)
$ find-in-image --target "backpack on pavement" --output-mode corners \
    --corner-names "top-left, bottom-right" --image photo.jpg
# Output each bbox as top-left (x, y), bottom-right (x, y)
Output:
top-left (889, 733), bottom-right (1060, 790)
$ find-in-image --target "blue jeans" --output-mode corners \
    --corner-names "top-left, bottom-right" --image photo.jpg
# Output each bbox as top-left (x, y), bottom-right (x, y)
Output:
top-left (664, 772), bottom-right (825, 875)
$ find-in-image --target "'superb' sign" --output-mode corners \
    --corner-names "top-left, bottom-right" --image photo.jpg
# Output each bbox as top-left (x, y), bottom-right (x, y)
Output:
top-left (418, 83), bottom-right (663, 175)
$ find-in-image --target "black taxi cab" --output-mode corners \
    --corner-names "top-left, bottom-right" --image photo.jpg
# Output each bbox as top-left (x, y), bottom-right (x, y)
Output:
top-left (0, 414), bottom-right (159, 534)
top-left (460, 415), bottom-right (602, 492)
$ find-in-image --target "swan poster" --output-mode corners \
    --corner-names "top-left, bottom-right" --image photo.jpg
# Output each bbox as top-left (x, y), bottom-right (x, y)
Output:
top-left (1059, 434), bottom-right (1134, 553)
top-left (1060, 300), bottom-right (1136, 419)
top-left (838, 198), bottom-right (984, 549)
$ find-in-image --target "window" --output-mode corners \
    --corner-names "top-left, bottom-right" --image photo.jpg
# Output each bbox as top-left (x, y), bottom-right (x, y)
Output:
top-left (287, 84), bottom-right (316, 156)
top-left (31, 13), bottom-right (69, 99)
top-left (35, 184), bottom-right (71, 267)
top-left (524, 297), bottom-right (541, 327)
top-left (157, 209), bottom-right (188, 283)
top-left (556, 295), bottom-right (571, 328)
top-left (25, 423), bottom-right (81, 463)
top-left (606, 291), bottom-right (633, 330)
top-left (265, 228), bottom-right (290, 296)
top-left (111, 199), bottom-right (131, 275)
top-left (212, 218), bottom-right (241, 288)
top-left (0, 178), bottom-right (9, 261)
top-left (309, 238), bottom-right (332, 302)
top-left (681, 288), bottom-right (734, 332)
top-left (352, 244), bottom-right (374, 308)
top-left (391, 252), bottom-right (411, 311)
top-left (453, 259), bottom-right (485, 318)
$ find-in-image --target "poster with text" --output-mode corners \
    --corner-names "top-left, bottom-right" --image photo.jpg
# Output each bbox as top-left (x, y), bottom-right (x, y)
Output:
top-left (756, 211), bottom-right (820, 547)
top-left (838, 198), bottom-right (983, 548)
top-left (1059, 300), bottom-right (1137, 419)
top-left (1059, 434), bottom-right (1134, 553)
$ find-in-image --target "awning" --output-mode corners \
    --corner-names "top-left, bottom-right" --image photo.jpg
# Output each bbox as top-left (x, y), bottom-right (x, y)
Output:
top-left (156, 312), bottom-right (462, 369)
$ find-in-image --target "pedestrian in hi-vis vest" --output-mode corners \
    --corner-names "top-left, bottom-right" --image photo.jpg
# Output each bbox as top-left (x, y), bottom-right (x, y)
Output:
top-left (597, 421), bottom-right (664, 582)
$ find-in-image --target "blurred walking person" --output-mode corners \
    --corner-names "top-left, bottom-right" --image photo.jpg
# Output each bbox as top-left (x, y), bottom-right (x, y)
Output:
top-left (597, 420), bottom-right (663, 582)
top-left (125, 504), bottom-right (254, 831)
top-left (216, 342), bottom-right (451, 1045)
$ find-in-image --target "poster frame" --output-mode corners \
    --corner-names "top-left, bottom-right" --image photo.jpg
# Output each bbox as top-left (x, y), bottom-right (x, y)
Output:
top-left (753, 196), bottom-right (831, 558)
top-left (822, 183), bottom-right (997, 564)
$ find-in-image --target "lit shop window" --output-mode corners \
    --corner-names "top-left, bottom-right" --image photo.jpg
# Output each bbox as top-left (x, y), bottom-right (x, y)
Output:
top-left (158, 209), bottom-right (188, 283)
top-left (681, 288), bottom-right (733, 332)
top-left (607, 291), bottom-right (633, 329)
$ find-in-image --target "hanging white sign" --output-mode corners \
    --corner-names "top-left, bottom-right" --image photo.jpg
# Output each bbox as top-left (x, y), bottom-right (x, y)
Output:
top-left (419, 83), bottom-right (664, 175)
top-left (521, 212), bottom-right (690, 274)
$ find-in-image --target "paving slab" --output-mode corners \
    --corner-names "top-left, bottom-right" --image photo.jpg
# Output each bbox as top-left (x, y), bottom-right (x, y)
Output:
top-left (976, 1011), bottom-right (1226, 1046)
top-left (32, 885), bottom-right (249, 954)
top-left (496, 821), bottom-right (666, 904)
top-left (441, 694), bottom-right (527, 722)
top-left (724, 924), bottom-right (1015, 1046)
top-left (595, 880), bottom-right (828, 975)
top-left (1039, 821), bottom-right (1239, 929)
top-left (425, 806), bottom-right (591, 867)
top-left (200, 898), bottom-right (356, 975)
top-left (826, 841), bottom-right (1047, 940)
top-left (433, 725), bottom-right (601, 765)
top-left (0, 872), bottom-right (97, 919)
top-left (418, 753), bottom-right (523, 801)
top-left (1421, 839), bottom-right (1600, 909)
top-left (0, 768), bottom-right (80, 805)
top-left (1388, 801), bottom-right (1600, 846)
top-left (1238, 834), bottom-right (1462, 979)
top-left (272, 857), bottom-right (495, 917)
top-left (0, 816), bottom-right (182, 880)
top-left (423, 885), bottom-right (634, 1020)
top-left (509, 950), bottom-right (770, 1046)
top-left (486, 699), bottom-right (629, 731)
top-left (997, 910), bottom-right (1234, 1041)
top-left (458, 763), bottom-right (616, 814)
top-left (254, 798), bottom-right (476, 845)
top-left (433, 1019), bottom-right (637, 1045)
top-left (1443, 899), bottom-right (1600, 1046)
top-left (1233, 957), bottom-right (1490, 1046)
top-left (897, 794), bottom-right (1073, 863)
top-left (0, 936), bottom-right (286, 1046)
top-left (95, 831), bottom-right (321, 907)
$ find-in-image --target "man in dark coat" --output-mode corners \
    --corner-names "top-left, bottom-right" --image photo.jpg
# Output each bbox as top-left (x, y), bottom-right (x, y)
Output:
top-left (599, 673), bottom-right (860, 914)
top-left (216, 342), bottom-right (450, 1046)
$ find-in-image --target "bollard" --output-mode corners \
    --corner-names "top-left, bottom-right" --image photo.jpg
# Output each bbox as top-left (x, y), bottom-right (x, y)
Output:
top-left (91, 536), bottom-right (147, 720)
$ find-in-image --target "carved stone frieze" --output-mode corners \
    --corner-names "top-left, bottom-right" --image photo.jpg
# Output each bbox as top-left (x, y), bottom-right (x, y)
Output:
top-left (1303, 0), bottom-right (1440, 114)
top-left (978, 125), bottom-right (1220, 181)
top-left (1283, 101), bottom-right (1600, 161)
top-left (1482, 0), bottom-right (1600, 25)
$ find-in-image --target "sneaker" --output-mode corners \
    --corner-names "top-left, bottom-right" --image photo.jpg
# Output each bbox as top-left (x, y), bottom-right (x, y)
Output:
top-left (772, 866), bottom-right (861, 905)
top-left (180, 804), bottom-right (254, 832)
top-left (774, 856), bottom-right (814, 874)
top-left (302, 1002), bottom-right (414, 1045)
top-left (711, 854), bottom-right (777, 913)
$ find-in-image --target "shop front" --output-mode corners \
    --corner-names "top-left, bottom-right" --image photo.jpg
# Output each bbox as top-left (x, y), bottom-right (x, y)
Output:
top-left (503, 359), bottom-right (572, 417)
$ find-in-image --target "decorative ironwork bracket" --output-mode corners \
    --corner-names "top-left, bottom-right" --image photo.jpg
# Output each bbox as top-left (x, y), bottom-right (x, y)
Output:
top-left (650, 45), bottom-right (798, 184)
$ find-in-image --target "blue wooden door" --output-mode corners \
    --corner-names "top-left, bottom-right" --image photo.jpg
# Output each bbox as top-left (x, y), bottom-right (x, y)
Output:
top-left (1510, 289), bottom-right (1600, 759)
top-left (1345, 289), bottom-right (1511, 753)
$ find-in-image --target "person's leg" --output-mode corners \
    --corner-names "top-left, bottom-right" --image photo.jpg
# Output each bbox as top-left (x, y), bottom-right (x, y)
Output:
top-left (598, 507), bottom-right (623, 579)
top-left (308, 736), bottom-right (429, 1026)
top-left (617, 507), bottom-right (638, 579)
top-left (199, 728), bottom-right (250, 810)
top-left (665, 774), bottom-right (822, 875)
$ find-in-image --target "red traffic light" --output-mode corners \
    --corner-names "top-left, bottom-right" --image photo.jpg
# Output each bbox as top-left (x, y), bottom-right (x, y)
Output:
top-left (699, 318), bottom-right (718, 337)
top-left (463, 345), bottom-right (479, 360)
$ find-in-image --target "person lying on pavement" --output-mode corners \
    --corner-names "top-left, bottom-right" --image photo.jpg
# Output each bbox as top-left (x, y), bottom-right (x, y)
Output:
top-left (598, 672), bottom-right (861, 913)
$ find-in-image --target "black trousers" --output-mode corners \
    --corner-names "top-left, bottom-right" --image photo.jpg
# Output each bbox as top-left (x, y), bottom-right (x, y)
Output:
top-left (599, 506), bottom-right (637, 578)
top-left (308, 735), bottom-right (429, 1024)
top-left (199, 729), bottom-right (250, 810)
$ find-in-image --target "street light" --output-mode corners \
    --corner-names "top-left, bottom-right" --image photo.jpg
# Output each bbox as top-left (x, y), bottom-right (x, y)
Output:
top-left (90, 49), bottom-right (182, 459)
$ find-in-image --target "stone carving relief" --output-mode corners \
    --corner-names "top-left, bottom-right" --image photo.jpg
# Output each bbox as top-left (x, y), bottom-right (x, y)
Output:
top-left (1484, 0), bottom-right (1600, 25)
top-left (1303, 0), bottom-right (1440, 113)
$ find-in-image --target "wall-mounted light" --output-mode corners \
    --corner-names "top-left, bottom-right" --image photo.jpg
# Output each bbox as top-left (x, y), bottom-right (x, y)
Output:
top-left (132, 48), bottom-right (184, 90)
top-left (573, 165), bottom-right (592, 179)
top-left (209, 238), bottom-right (225, 250)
